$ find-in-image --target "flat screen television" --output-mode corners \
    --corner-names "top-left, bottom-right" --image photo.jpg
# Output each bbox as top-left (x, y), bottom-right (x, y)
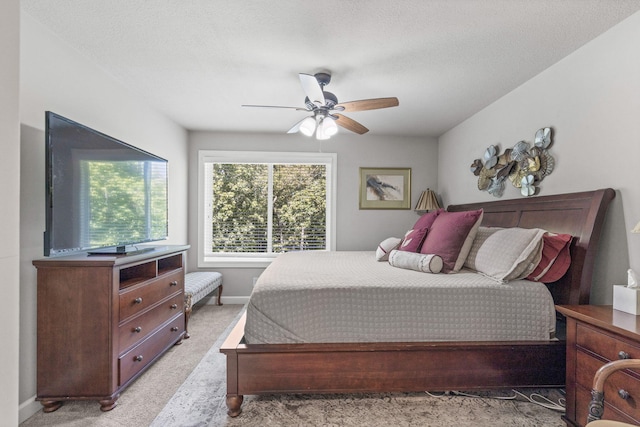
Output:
top-left (44, 112), bottom-right (168, 256)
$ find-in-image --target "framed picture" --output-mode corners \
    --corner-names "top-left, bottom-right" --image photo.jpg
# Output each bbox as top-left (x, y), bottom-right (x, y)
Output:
top-left (359, 167), bottom-right (411, 209)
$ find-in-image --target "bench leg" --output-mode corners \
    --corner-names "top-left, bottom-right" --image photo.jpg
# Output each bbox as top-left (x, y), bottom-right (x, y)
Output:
top-left (184, 281), bottom-right (222, 339)
top-left (184, 293), bottom-right (192, 339)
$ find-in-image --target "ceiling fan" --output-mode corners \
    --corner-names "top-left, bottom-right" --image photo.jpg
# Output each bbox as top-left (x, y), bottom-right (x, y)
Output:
top-left (242, 72), bottom-right (399, 140)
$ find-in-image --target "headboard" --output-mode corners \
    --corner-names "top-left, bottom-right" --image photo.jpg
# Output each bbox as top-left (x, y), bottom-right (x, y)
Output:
top-left (448, 188), bottom-right (615, 306)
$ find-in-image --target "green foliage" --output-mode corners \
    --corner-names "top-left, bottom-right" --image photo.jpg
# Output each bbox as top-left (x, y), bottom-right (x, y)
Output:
top-left (211, 163), bottom-right (268, 252)
top-left (272, 164), bottom-right (326, 252)
top-left (85, 161), bottom-right (167, 246)
top-left (210, 163), bottom-right (326, 253)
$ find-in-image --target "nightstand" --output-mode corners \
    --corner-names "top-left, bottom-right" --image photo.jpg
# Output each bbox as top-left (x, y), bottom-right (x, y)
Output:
top-left (557, 305), bottom-right (640, 426)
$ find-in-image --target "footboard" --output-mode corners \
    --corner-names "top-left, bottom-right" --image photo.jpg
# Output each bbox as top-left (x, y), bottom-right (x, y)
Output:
top-left (220, 313), bottom-right (565, 417)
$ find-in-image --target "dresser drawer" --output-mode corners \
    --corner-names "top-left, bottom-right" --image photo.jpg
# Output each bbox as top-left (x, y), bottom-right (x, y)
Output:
top-left (576, 350), bottom-right (640, 424)
top-left (576, 383), bottom-right (640, 426)
top-left (576, 350), bottom-right (605, 389)
top-left (118, 313), bottom-right (185, 386)
top-left (119, 270), bottom-right (183, 320)
top-left (577, 323), bottom-right (640, 361)
top-left (118, 293), bottom-right (184, 353)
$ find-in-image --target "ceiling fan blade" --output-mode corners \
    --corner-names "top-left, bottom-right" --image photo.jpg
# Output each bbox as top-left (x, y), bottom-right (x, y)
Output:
top-left (335, 97), bottom-right (399, 112)
top-left (334, 114), bottom-right (369, 135)
top-left (299, 73), bottom-right (325, 106)
top-left (242, 104), bottom-right (309, 111)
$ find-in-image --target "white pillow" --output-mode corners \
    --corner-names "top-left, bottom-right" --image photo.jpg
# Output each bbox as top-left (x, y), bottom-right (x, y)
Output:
top-left (465, 227), bottom-right (545, 282)
top-left (376, 237), bottom-right (402, 261)
top-left (388, 250), bottom-right (443, 273)
top-left (464, 227), bottom-right (500, 270)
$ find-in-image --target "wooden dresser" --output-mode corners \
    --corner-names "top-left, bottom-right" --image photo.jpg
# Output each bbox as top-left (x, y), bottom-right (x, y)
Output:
top-left (557, 305), bottom-right (640, 426)
top-left (33, 245), bottom-right (189, 412)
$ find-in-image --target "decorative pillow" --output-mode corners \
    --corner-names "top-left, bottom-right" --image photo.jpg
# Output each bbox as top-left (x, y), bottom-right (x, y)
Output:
top-left (388, 249), bottom-right (443, 273)
top-left (527, 233), bottom-right (573, 282)
top-left (376, 237), bottom-right (402, 261)
top-left (398, 227), bottom-right (428, 252)
top-left (412, 208), bottom-right (444, 230)
top-left (419, 209), bottom-right (483, 273)
top-left (452, 210), bottom-right (483, 272)
top-left (466, 227), bottom-right (546, 282)
top-left (464, 226), bottom-right (501, 271)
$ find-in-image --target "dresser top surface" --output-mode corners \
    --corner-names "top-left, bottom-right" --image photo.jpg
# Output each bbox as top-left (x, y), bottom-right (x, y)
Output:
top-left (33, 245), bottom-right (190, 267)
top-left (557, 305), bottom-right (640, 340)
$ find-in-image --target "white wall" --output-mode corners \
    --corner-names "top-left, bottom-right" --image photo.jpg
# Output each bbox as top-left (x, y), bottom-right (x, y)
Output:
top-left (438, 11), bottom-right (640, 305)
top-left (0, 0), bottom-right (21, 424)
top-left (187, 131), bottom-right (439, 300)
top-left (18, 12), bottom-right (189, 422)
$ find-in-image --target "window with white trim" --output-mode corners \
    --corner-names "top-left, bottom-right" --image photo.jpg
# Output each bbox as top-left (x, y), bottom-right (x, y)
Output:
top-left (198, 151), bottom-right (337, 267)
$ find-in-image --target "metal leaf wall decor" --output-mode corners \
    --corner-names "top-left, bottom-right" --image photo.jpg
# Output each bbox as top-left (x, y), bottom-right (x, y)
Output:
top-left (470, 127), bottom-right (555, 197)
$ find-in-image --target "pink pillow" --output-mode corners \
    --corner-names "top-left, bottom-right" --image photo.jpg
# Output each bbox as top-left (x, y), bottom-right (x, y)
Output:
top-left (412, 209), bottom-right (444, 230)
top-left (420, 209), bottom-right (483, 273)
top-left (398, 228), bottom-right (428, 252)
top-left (527, 233), bottom-right (572, 282)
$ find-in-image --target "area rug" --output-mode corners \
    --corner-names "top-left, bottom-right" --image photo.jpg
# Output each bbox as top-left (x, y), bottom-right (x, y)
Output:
top-left (151, 310), bottom-right (566, 427)
top-left (150, 306), bottom-right (246, 427)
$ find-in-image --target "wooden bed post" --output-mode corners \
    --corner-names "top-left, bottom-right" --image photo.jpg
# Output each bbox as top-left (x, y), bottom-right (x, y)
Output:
top-left (220, 313), bottom-right (246, 417)
top-left (226, 395), bottom-right (243, 418)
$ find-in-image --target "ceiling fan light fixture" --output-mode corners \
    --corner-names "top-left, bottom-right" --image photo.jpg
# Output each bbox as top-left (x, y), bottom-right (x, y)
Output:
top-left (315, 126), bottom-right (330, 140)
top-left (299, 116), bottom-right (316, 137)
top-left (321, 117), bottom-right (338, 137)
top-left (242, 72), bottom-right (399, 138)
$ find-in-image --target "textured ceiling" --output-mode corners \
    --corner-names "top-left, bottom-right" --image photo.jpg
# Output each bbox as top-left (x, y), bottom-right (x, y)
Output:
top-left (21, 0), bottom-right (640, 138)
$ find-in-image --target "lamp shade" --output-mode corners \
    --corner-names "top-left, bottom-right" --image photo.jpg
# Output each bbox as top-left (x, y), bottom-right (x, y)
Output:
top-left (633, 221), bottom-right (640, 233)
top-left (414, 189), bottom-right (441, 212)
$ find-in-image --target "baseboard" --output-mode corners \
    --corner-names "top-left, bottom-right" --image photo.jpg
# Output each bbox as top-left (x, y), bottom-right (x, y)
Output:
top-left (19, 395), bottom-right (41, 424)
top-left (204, 296), bottom-right (249, 305)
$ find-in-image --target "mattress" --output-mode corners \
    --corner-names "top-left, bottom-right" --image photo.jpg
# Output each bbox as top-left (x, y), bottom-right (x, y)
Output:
top-left (244, 251), bottom-right (556, 344)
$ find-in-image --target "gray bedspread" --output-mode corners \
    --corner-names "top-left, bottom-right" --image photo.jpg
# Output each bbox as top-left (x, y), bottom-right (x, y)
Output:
top-left (244, 251), bottom-right (556, 344)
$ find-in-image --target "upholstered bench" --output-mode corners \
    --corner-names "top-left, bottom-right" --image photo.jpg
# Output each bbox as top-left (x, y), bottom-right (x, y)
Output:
top-left (184, 271), bottom-right (223, 339)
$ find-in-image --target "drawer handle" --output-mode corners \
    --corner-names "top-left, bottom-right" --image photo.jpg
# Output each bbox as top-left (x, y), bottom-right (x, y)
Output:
top-left (134, 355), bottom-right (144, 362)
top-left (619, 351), bottom-right (631, 360)
top-left (170, 304), bottom-right (178, 310)
top-left (171, 326), bottom-right (179, 332)
top-left (170, 281), bottom-right (178, 287)
top-left (133, 297), bottom-right (143, 304)
top-left (133, 326), bottom-right (142, 333)
top-left (618, 389), bottom-right (630, 400)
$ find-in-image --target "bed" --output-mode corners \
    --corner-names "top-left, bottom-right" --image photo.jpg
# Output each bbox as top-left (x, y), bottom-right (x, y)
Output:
top-left (221, 188), bottom-right (615, 417)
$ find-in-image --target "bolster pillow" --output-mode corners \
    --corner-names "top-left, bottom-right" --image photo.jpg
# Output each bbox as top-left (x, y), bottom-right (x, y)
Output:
top-left (388, 250), bottom-right (443, 273)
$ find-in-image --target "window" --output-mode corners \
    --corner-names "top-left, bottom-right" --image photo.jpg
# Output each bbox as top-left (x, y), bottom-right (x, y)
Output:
top-left (198, 151), bottom-right (337, 267)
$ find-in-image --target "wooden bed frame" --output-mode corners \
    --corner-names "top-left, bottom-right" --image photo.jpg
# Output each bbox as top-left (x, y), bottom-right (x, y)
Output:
top-left (221, 188), bottom-right (616, 417)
